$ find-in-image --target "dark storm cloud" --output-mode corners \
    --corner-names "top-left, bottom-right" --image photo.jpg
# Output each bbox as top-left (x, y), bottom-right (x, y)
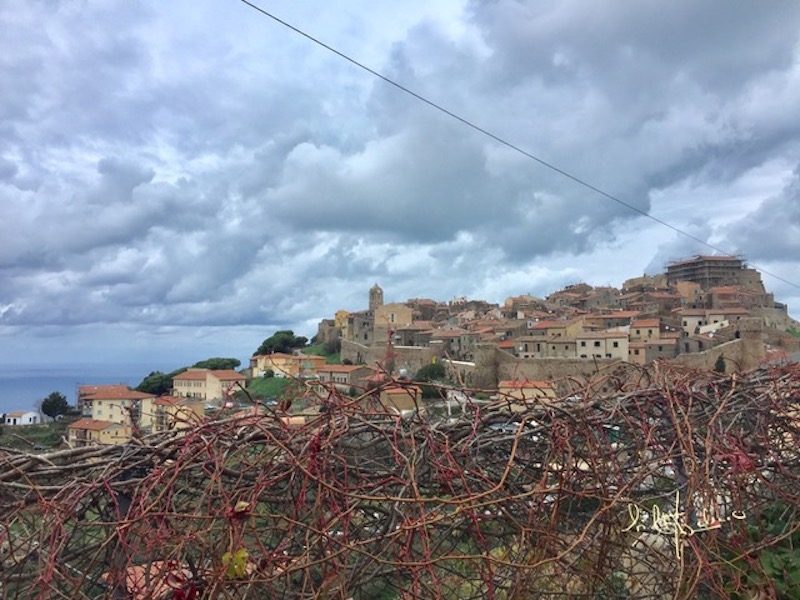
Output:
top-left (724, 164), bottom-right (800, 261)
top-left (1, 0), bottom-right (799, 357)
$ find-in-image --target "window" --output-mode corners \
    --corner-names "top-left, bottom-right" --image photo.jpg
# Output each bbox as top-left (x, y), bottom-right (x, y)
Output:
top-left (606, 353), bottom-right (612, 358)
top-left (612, 341), bottom-right (619, 348)
top-left (634, 349), bottom-right (640, 355)
top-left (658, 345), bottom-right (663, 351)
top-left (636, 329), bottom-right (640, 335)
top-left (580, 341), bottom-right (586, 347)
top-left (594, 341), bottom-right (601, 347)
top-left (580, 354), bottom-right (587, 358)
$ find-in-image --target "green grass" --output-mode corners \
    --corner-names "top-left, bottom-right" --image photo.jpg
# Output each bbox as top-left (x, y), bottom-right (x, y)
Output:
top-left (0, 419), bottom-right (76, 451)
top-left (244, 377), bottom-right (293, 400)
top-left (304, 342), bottom-right (341, 364)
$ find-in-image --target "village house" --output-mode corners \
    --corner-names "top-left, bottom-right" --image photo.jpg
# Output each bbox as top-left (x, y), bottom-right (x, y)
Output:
top-left (315, 364), bottom-right (375, 392)
top-left (575, 330), bottom-right (629, 360)
top-left (249, 353), bottom-right (326, 379)
top-left (393, 322), bottom-right (434, 347)
top-left (374, 303), bottom-right (415, 346)
top-left (3, 411), bottom-right (40, 426)
top-left (429, 328), bottom-right (480, 360)
top-left (362, 383), bottom-right (423, 417)
top-left (707, 306), bottom-right (750, 326)
top-left (677, 308), bottom-right (709, 334)
top-left (68, 418), bottom-right (127, 447)
top-left (629, 319), bottom-right (661, 341)
top-left (78, 385), bottom-right (157, 433)
top-left (583, 311), bottom-right (641, 330)
top-left (153, 396), bottom-right (205, 432)
top-left (172, 368), bottom-right (246, 403)
top-left (629, 338), bottom-right (678, 365)
top-left (345, 310), bottom-right (376, 345)
top-left (516, 335), bottom-right (577, 359)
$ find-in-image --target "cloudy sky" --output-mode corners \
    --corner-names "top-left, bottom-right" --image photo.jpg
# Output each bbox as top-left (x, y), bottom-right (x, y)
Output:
top-left (1, 0), bottom-right (799, 369)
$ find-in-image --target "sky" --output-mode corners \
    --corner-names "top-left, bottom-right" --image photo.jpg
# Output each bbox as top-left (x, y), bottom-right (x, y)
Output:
top-left (1, 0), bottom-right (799, 371)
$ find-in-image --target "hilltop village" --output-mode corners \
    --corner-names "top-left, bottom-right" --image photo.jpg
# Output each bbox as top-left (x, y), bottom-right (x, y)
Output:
top-left (9, 254), bottom-right (799, 448)
top-left (314, 254), bottom-right (798, 389)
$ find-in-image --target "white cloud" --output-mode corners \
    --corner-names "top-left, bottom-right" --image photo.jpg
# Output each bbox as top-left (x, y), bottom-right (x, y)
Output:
top-left (1, 0), bottom-right (799, 364)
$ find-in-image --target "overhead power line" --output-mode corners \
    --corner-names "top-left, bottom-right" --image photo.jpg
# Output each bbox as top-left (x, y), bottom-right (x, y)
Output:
top-left (236, 0), bottom-right (800, 291)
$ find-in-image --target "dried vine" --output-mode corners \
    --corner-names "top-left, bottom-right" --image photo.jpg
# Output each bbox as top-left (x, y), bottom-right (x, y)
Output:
top-left (1, 363), bottom-right (799, 599)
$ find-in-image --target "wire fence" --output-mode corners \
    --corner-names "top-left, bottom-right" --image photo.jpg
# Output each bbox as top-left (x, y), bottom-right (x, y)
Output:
top-left (1, 363), bottom-right (799, 599)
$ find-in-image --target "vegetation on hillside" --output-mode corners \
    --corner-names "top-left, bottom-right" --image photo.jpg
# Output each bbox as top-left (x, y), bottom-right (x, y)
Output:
top-left (135, 357), bottom-right (243, 395)
top-left (253, 330), bottom-right (308, 356)
top-left (242, 376), bottom-right (292, 401)
top-left (304, 341), bottom-right (342, 364)
top-left (0, 419), bottom-right (76, 452)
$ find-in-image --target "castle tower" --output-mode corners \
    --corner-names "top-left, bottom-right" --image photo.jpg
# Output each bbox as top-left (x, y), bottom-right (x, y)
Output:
top-left (369, 283), bottom-right (384, 311)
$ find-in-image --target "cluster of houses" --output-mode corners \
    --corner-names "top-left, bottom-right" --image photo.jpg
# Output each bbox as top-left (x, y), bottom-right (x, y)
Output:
top-left (316, 255), bottom-right (796, 378)
top-left (66, 368), bottom-right (246, 447)
top-left (4, 255), bottom-right (797, 447)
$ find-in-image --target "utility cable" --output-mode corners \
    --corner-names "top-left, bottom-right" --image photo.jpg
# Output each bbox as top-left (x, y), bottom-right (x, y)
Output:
top-left (236, 0), bottom-right (800, 291)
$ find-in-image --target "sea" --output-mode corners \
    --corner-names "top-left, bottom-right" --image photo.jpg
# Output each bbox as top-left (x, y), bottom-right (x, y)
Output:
top-left (0, 363), bottom-right (157, 415)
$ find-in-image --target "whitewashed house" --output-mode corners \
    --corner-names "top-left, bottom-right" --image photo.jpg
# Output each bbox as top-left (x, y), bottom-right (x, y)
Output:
top-left (4, 411), bottom-right (40, 426)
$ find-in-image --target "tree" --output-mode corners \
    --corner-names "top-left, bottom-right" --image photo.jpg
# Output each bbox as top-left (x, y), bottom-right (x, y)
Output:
top-left (193, 357), bottom-right (241, 370)
top-left (414, 362), bottom-right (447, 399)
top-left (415, 362), bottom-right (446, 383)
top-left (254, 330), bottom-right (308, 356)
top-left (136, 368), bottom-right (187, 396)
top-left (40, 391), bottom-right (69, 419)
top-left (324, 337), bottom-right (341, 355)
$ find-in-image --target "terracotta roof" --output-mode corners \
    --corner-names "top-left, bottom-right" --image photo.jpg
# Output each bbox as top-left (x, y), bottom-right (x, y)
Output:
top-left (631, 319), bottom-right (660, 328)
top-left (69, 418), bottom-right (120, 431)
top-left (678, 308), bottom-right (709, 316)
top-left (212, 369), bottom-right (247, 380)
top-left (172, 370), bottom-right (207, 380)
top-left (6, 410), bottom-right (37, 418)
top-left (497, 340), bottom-right (516, 349)
top-left (79, 385), bottom-right (154, 401)
top-left (317, 365), bottom-right (366, 373)
top-left (584, 311), bottom-right (641, 319)
top-left (154, 395), bottom-right (198, 407)
top-left (173, 369), bottom-right (244, 381)
top-left (430, 328), bottom-right (470, 338)
top-left (530, 320), bottom-right (565, 330)
top-left (576, 330), bottom-right (628, 339)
